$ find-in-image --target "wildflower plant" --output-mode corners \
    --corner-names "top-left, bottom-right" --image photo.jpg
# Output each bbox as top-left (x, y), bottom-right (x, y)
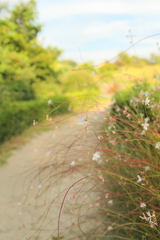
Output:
top-left (96, 83), bottom-right (160, 239)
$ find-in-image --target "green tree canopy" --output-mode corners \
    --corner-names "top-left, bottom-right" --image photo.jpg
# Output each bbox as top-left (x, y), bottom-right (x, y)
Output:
top-left (0, 0), bottom-right (63, 102)
top-left (0, 0), bottom-right (42, 52)
top-left (9, 0), bottom-right (41, 41)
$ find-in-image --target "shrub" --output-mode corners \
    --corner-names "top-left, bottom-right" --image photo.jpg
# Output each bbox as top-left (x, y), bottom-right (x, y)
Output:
top-left (60, 70), bottom-right (99, 93)
top-left (97, 83), bottom-right (160, 239)
top-left (109, 83), bottom-right (160, 133)
top-left (0, 96), bottom-right (70, 144)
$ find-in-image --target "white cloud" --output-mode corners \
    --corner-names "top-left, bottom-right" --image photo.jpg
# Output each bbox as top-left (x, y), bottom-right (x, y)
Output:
top-left (38, 0), bottom-right (160, 21)
top-left (83, 20), bottom-right (130, 40)
top-left (60, 49), bottom-right (118, 64)
top-left (59, 50), bottom-right (117, 64)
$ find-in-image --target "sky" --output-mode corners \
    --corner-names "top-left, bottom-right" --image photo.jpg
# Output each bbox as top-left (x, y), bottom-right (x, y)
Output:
top-left (8, 0), bottom-right (160, 64)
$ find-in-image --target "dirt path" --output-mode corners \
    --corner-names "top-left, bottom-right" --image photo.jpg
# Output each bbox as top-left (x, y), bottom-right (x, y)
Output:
top-left (0, 109), bottom-right (107, 240)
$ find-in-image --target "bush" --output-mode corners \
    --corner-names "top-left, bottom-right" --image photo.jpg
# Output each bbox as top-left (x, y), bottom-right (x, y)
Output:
top-left (109, 83), bottom-right (160, 133)
top-left (98, 83), bottom-right (160, 239)
top-left (60, 70), bottom-right (99, 93)
top-left (0, 96), bottom-right (70, 144)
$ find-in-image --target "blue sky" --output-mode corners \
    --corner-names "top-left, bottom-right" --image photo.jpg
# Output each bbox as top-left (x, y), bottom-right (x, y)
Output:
top-left (10, 0), bottom-right (160, 64)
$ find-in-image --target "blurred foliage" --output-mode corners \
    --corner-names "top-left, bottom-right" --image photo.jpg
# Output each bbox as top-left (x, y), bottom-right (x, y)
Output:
top-left (0, 0), bottom-right (72, 145)
top-left (149, 53), bottom-right (160, 64)
top-left (97, 62), bottom-right (118, 79)
top-left (77, 61), bottom-right (95, 73)
top-left (0, 96), bottom-right (70, 144)
top-left (115, 52), bottom-right (149, 67)
top-left (61, 59), bottom-right (77, 68)
top-left (0, 47), bottom-right (36, 102)
top-left (110, 83), bottom-right (160, 133)
top-left (0, 0), bottom-right (100, 145)
top-left (0, 0), bottom-right (63, 103)
top-left (102, 83), bottom-right (160, 239)
top-left (60, 70), bottom-right (99, 93)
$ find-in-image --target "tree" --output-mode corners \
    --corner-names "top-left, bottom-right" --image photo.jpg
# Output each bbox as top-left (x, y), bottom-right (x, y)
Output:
top-left (0, 0), bottom-right (64, 103)
top-left (98, 62), bottom-right (118, 77)
top-left (149, 53), bottom-right (160, 64)
top-left (115, 53), bottom-right (132, 66)
top-left (78, 61), bottom-right (95, 73)
top-left (0, 0), bottom-right (42, 52)
top-left (62, 60), bottom-right (77, 68)
top-left (9, 0), bottom-right (41, 42)
top-left (60, 70), bottom-right (99, 93)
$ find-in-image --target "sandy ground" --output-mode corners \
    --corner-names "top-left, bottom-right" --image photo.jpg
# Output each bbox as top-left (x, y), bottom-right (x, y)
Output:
top-left (0, 108), bottom-right (108, 240)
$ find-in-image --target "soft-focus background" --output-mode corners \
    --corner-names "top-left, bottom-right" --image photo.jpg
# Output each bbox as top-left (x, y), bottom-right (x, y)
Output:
top-left (0, 2), bottom-right (160, 240)
top-left (0, 0), bottom-right (160, 160)
top-left (3, 0), bottom-right (160, 64)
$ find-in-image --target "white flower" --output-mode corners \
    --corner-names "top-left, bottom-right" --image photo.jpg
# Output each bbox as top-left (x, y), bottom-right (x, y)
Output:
top-left (144, 91), bottom-right (149, 96)
top-left (141, 130), bottom-right (146, 135)
top-left (48, 99), bottom-right (53, 105)
top-left (137, 175), bottom-right (142, 183)
top-left (155, 142), bottom-right (160, 149)
top-left (142, 122), bottom-right (149, 131)
top-left (145, 97), bottom-right (150, 105)
top-left (145, 117), bottom-right (150, 122)
top-left (92, 151), bottom-right (101, 161)
top-left (146, 211), bottom-right (152, 218)
top-left (108, 200), bottom-right (113, 205)
top-left (144, 166), bottom-right (150, 171)
top-left (140, 202), bottom-right (146, 208)
top-left (140, 91), bottom-right (149, 96)
top-left (70, 161), bottom-right (75, 166)
top-left (77, 118), bottom-right (88, 126)
top-left (139, 211), bottom-right (158, 228)
top-left (126, 113), bottom-right (131, 119)
top-left (107, 226), bottom-right (113, 231)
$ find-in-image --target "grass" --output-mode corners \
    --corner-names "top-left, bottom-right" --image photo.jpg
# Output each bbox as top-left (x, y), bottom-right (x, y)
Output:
top-left (92, 82), bottom-right (160, 239)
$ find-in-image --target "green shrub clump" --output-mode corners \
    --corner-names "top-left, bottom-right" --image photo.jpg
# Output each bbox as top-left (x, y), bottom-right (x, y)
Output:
top-left (0, 96), bottom-right (70, 144)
